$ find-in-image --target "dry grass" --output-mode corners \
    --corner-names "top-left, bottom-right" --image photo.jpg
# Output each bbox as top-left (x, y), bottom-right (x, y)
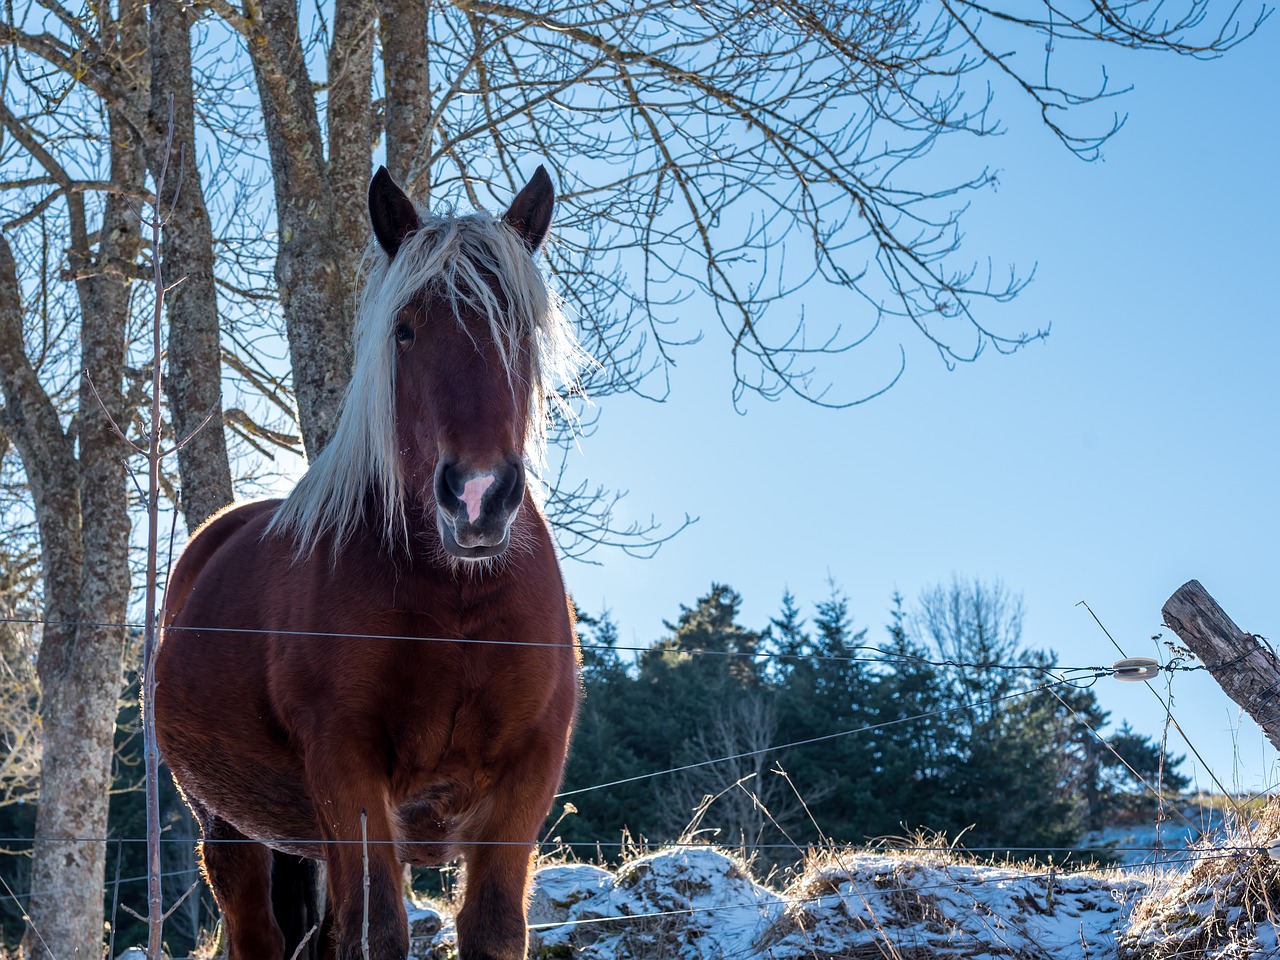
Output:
top-left (1119, 797), bottom-right (1280, 959)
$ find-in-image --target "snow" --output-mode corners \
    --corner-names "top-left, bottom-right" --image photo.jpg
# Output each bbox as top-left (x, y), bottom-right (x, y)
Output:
top-left (1119, 839), bottom-right (1280, 959)
top-left (406, 847), bottom-right (1145, 959)
top-left (1082, 805), bottom-right (1229, 867)
top-left (759, 852), bottom-right (1144, 960)
top-left (527, 848), bottom-right (783, 960)
top-left (394, 805), bottom-right (1280, 960)
top-left (406, 899), bottom-right (446, 955)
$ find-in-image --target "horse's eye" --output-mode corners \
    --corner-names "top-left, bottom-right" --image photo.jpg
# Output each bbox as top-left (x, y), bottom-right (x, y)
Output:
top-left (395, 323), bottom-right (415, 345)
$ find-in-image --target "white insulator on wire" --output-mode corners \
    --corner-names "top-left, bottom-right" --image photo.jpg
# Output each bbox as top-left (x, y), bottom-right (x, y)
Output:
top-left (1111, 657), bottom-right (1160, 682)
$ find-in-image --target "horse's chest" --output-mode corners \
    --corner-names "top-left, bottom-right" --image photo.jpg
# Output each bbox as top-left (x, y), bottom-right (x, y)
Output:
top-left (383, 644), bottom-right (553, 774)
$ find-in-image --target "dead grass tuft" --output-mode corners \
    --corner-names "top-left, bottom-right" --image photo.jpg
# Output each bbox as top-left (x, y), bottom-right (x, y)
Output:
top-left (758, 844), bottom-right (963, 956)
top-left (1119, 796), bottom-right (1280, 960)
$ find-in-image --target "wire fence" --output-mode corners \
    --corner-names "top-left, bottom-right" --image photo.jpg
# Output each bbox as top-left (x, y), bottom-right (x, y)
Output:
top-left (0, 837), bottom-right (1263, 903)
top-left (0, 612), bottom-right (1270, 955)
top-left (0, 675), bottom-right (1263, 862)
top-left (2, 841), bottom-right (1270, 960)
top-left (0, 615), bottom-right (1210, 676)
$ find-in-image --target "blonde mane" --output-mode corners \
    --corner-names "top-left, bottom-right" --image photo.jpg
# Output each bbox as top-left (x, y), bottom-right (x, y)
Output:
top-left (268, 209), bottom-right (586, 558)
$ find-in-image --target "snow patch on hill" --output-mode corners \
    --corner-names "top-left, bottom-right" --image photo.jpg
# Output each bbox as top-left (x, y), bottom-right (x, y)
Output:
top-left (759, 852), bottom-right (1143, 960)
top-left (397, 802), bottom-right (1280, 960)
top-left (1118, 801), bottom-right (1280, 960)
top-left (408, 847), bottom-right (1143, 959)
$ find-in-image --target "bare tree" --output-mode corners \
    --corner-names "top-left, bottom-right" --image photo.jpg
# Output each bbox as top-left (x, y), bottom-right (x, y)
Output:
top-left (0, 434), bottom-right (41, 807)
top-left (190, 0), bottom-right (1262, 543)
top-left (148, 0), bottom-right (235, 528)
top-left (203, 0), bottom-right (373, 459)
top-left (0, 51), bottom-right (144, 960)
top-left (663, 693), bottom-right (808, 854)
top-left (916, 576), bottom-right (1025, 727)
top-left (1, 0), bottom-right (236, 527)
top-left (0, 640), bottom-right (39, 806)
top-left (0, 0), bottom-right (240, 951)
top-left (297, 0), bottom-right (1259, 419)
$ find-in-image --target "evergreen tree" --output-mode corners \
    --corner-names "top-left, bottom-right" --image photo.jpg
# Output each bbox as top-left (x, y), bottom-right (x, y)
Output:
top-left (767, 589), bottom-right (808, 681)
top-left (772, 582), bottom-right (879, 841)
top-left (1093, 721), bottom-right (1190, 825)
top-left (863, 592), bottom-right (951, 837)
top-left (557, 609), bottom-right (649, 847)
top-left (577, 606), bottom-right (626, 686)
top-left (639, 586), bottom-right (775, 838)
top-left (560, 587), bottom-right (777, 846)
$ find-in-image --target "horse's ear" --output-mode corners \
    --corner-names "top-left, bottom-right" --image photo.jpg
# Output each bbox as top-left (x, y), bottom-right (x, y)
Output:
top-left (369, 166), bottom-right (420, 258)
top-left (503, 165), bottom-right (554, 253)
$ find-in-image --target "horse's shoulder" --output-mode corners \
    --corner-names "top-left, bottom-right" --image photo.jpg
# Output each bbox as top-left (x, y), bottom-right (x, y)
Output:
top-left (165, 499), bottom-right (282, 622)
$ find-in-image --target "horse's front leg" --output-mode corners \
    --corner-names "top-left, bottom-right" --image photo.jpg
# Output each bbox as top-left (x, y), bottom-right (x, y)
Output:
top-left (456, 834), bottom-right (539, 960)
top-left (306, 755), bottom-right (407, 960)
top-left (456, 752), bottom-right (565, 960)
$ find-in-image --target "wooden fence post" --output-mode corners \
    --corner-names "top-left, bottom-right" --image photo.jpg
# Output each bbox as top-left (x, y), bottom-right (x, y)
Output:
top-left (1162, 579), bottom-right (1280, 752)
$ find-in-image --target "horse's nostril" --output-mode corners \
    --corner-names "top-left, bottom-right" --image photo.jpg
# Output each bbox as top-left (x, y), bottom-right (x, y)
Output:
top-left (439, 463), bottom-right (462, 500)
top-left (434, 462), bottom-right (468, 506)
top-left (498, 459), bottom-right (526, 510)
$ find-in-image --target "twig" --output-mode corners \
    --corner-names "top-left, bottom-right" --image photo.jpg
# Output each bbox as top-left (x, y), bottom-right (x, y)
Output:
top-left (83, 373), bottom-right (144, 455)
top-left (361, 808), bottom-right (371, 960)
top-left (160, 880), bottom-right (201, 921)
top-left (107, 838), bottom-right (123, 960)
top-left (163, 491), bottom-right (182, 602)
top-left (140, 92), bottom-right (181, 960)
top-left (289, 923), bottom-right (320, 960)
top-left (166, 401), bottom-right (221, 455)
top-left (0, 869), bottom-right (54, 960)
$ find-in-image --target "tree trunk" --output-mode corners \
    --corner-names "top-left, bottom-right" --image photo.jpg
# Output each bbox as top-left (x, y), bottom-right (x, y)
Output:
top-left (149, 0), bottom-right (234, 529)
top-left (0, 228), bottom-right (90, 960)
top-left (328, 0), bottom-right (375, 288)
top-left (0, 224), bottom-right (86, 960)
top-left (0, 10), bottom-right (148, 943)
top-left (28, 102), bottom-right (143, 960)
top-left (379, 0), bottom-right (428, 190)
top-left (1162, 580), bottom-right (1280, 752)
top-left (2, 6), bottom-right (230, 943)
top-left (239, 0), bottom-right (354, 458)
top-left (0, 106), bottom-right (141, 955)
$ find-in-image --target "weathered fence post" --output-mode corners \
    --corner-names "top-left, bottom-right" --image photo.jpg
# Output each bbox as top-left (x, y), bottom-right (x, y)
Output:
top-left (1162, 579), bottom-right (1280, 751)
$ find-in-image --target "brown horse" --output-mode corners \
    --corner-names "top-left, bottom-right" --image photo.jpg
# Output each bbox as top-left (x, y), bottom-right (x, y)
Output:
top-left (155, 166), bottom-right (584, 960)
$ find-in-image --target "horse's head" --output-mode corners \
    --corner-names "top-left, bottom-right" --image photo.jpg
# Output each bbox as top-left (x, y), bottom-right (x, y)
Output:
top-left (368, 167), bottom-right (554, 561)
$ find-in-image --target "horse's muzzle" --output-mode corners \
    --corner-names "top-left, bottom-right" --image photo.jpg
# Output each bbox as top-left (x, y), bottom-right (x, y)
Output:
top-left (433, 458), bottom-right (525, 559)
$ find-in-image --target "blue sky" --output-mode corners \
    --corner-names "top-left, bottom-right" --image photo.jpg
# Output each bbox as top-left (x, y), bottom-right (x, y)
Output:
top-left (559, 23), bottom-right (1280, 791)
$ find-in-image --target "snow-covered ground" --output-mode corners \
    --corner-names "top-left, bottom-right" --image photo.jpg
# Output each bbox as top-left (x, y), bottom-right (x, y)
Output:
top-left (106, 804), bottom-right (1270, 958)
top-left (399, 845), bottom-right (1148, 958)
top-left (398, 802), bottom-right (1280, 959)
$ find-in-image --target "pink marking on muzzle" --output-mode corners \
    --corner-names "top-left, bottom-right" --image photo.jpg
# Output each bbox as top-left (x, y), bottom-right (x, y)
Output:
top-left (459, 474), bottom-right (495, 523)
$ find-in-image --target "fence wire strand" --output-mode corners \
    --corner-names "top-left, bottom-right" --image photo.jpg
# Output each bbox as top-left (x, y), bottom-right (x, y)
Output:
top-left (0, 669), bottom-right (1247, 914)
top-left (0, 615), bottom-right (1208, 676)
